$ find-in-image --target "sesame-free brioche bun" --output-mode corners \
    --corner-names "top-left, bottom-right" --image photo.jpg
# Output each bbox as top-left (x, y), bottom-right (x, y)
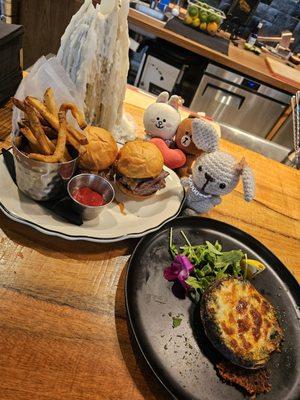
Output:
top-left (79, 126), bottom-right (118, 172)
top-left (116, 140), bottom-right (164, 178)
top-left (116, 181), bottom-right (154, 200)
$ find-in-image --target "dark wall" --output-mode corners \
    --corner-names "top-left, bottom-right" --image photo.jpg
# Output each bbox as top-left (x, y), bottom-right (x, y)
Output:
top-left (19, 0), bottom-right (82, 68)
top-left (212, 0), bottom-right (300, 52)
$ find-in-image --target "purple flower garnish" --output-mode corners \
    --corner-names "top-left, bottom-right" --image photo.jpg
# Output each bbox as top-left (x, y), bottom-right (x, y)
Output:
top-left (163, 255), bottom-right (194, 290)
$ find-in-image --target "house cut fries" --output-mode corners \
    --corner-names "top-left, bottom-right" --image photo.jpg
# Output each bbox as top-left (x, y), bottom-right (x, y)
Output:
top-left (29, 109), bottom-right (68, 163)
top-left (25, 96), bottom-right (88, 147)
top-left (13, 87), bottom-right (86, 163)
top-left (25, 103), bottom-right (52, 155)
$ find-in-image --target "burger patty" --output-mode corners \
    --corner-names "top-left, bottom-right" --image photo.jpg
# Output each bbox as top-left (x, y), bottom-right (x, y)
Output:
top-left (201, 278), bottom-right (283, 369)
top-left (117, 170), bottom-right (169, 196)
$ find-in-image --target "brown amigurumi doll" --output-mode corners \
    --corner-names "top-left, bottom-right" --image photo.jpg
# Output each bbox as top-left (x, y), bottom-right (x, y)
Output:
top-left (175, 115), bottom-right (203, 156)
top-left (175, 114), bottom-right (203, 176)
top-left (175, 114), bottom-right (222, 177)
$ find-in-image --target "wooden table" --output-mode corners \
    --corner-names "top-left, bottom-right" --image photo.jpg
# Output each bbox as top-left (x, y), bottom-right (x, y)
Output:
top-left (0, 87), bottom-right (299, 400)
top-left (128, 8), bottom-right (299, 95)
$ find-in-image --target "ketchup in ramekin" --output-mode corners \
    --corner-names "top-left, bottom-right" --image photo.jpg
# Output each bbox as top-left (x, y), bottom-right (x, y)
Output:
top-left (73, 187), bottom-right (105, 207)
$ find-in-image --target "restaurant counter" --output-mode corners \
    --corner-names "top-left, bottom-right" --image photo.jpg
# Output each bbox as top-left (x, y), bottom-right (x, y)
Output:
top-left (128, 8), bottom-right (299, 95)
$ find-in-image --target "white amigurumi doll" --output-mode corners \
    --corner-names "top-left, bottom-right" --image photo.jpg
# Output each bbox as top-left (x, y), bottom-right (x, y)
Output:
top-left (181, 118), bottom-right (255, 215)
top-left (143, 91), bottom-right (182, 144)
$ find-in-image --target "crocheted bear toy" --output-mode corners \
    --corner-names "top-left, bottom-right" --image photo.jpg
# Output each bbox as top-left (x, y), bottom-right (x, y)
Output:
top-left (181, 118), bottom-right (255, 215)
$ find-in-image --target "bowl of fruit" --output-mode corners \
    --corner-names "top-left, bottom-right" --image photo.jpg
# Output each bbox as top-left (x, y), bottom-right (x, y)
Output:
top-left (184, 0), bottom-right (226, 36)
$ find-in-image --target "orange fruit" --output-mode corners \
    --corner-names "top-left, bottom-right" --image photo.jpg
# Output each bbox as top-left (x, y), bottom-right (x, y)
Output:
top-left (207, 22), bottom-right (219, 34)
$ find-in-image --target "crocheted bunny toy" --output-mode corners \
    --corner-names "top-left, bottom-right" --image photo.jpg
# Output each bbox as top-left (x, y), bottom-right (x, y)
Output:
top-left (181, 119), bottom-right (255, 215)
top-left (143, 91), bottom-right (182, 143)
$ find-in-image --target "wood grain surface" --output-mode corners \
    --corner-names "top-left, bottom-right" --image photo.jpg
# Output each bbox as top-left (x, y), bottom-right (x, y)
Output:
top-left (0, 87), bottom-right (299, 400)
top-left (19, 0), bottom-right (82, 67)
top-left (128, 8), bottom-right (299, 95)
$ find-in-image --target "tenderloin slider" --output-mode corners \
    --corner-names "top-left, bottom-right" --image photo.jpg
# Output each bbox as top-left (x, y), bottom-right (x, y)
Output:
top-left (115, 140), bottom-right (169, 199)
top-left (79, 126), bottom-right (118, 176)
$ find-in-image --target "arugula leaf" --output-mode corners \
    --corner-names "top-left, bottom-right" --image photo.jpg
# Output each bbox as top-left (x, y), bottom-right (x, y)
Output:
top-left (206, 241), bottom-right (223, 255)
top-left (189, 290), bottom-right (201, 304)
top-left (215, 241), bottom-right (222, 252)
top-left (186, 276), bottom-right (203, 289)
top-left (172, 317), bottom-right (182, 328)
top-left (218, 250), bottom-right (244, 264)
top-left (169, 228), bottom-right (178, 258)
top-left (233, 262), bottom-right (242, 276)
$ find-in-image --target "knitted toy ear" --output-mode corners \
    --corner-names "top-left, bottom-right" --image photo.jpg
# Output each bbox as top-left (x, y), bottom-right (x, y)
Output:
top-left (156, 91), bottom-right (169, 103)
top-left (192, 118), bottom-right (219, 153)
top-left (241, 164), bottom-right (255, 202)
top-left (168, 95), bottom-right (183, 110)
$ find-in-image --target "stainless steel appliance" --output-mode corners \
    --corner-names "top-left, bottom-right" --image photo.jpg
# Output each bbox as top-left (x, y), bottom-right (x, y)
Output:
top-left (273, 115), bottom-right (294, 150)
top-left (190, 64), bottom-right (291, 138)
top-left (134, 39), bottom-right (206, 105)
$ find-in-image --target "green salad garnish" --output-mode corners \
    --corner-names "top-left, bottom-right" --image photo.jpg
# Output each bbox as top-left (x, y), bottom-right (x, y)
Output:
top-left (164, 229), bottom-right (249, 302)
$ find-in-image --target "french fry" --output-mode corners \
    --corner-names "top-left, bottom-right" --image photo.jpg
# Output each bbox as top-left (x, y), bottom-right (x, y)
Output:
top-left (20, 122), bottom-right (56, 153)
top-left (56, 110), bottom-right (68, 162)
top-left (12, 97), bottom-right (26, 112)
top-left (21, 117), bottom-right (30, 127)
top-left (42, 125), bottom-right (58, 139)
top-left (29, 110), bottom-right (68, 163)
top-left (60, 103), bottom-right (87, 130)
top-left (26, 96), bottom-right (87, 147)
top-left (66, 124), bottom-right (88, 146)
top-left (20, 127), bottom-right (42, 153)
top-left (44, 87), bottom-right (58, 117)
top-left (20, 126), bottom-right (38, 146)
top-left (26, 96), bottom-right (59, 129)
top-left (51, 139), bottom-right (72, 162)
top-left (25, 103), bottom-right (52, 155)
top-left (13, 98), bottom-right (49, 126)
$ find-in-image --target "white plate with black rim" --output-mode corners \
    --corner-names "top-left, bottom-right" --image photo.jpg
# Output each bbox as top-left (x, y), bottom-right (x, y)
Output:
top-left (0, 150), bottom-right (185, 243)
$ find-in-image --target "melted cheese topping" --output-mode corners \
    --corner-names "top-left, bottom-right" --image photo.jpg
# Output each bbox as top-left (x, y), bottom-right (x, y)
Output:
top-left (207, 279), bottom-right (282, 364)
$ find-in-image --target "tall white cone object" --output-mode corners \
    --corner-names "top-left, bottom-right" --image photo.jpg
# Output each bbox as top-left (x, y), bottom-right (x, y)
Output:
top-left (57, 0), bottom-right (136, 142)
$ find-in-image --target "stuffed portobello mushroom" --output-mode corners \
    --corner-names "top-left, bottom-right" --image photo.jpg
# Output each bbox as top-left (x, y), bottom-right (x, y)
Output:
top-left (200, 277), bottom-right (283, 369)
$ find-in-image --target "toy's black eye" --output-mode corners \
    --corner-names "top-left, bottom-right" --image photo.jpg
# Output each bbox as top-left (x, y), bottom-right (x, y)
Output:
top-left (219, 183), bottom-right (226, 189)
top-left (157, 117), bottom-right (159, 120)
top-left (163, 119), bottom-right (166, 122)
top-left (198, 165), bottom-right (203, 172)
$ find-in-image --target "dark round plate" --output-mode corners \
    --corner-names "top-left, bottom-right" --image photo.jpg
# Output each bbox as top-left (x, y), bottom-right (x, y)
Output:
top-left (125, 217), bottom-right (300, 400)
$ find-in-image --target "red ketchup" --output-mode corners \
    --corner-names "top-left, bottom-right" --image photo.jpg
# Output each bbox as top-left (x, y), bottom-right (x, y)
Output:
top-left (73, 187), bottom-right (104, 207)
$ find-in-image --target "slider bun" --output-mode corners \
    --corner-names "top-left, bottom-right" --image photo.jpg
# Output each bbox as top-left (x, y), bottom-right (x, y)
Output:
top-left (116, 181), bottom-right (154, 200)
top-left (79, 126), bottom-right (118, 172)
top-left (116, 140), bottom-right (163, 178)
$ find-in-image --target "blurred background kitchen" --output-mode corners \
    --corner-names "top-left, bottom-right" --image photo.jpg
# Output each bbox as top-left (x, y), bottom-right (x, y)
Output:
top-left (1, 0), bottom-right (300, 165)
